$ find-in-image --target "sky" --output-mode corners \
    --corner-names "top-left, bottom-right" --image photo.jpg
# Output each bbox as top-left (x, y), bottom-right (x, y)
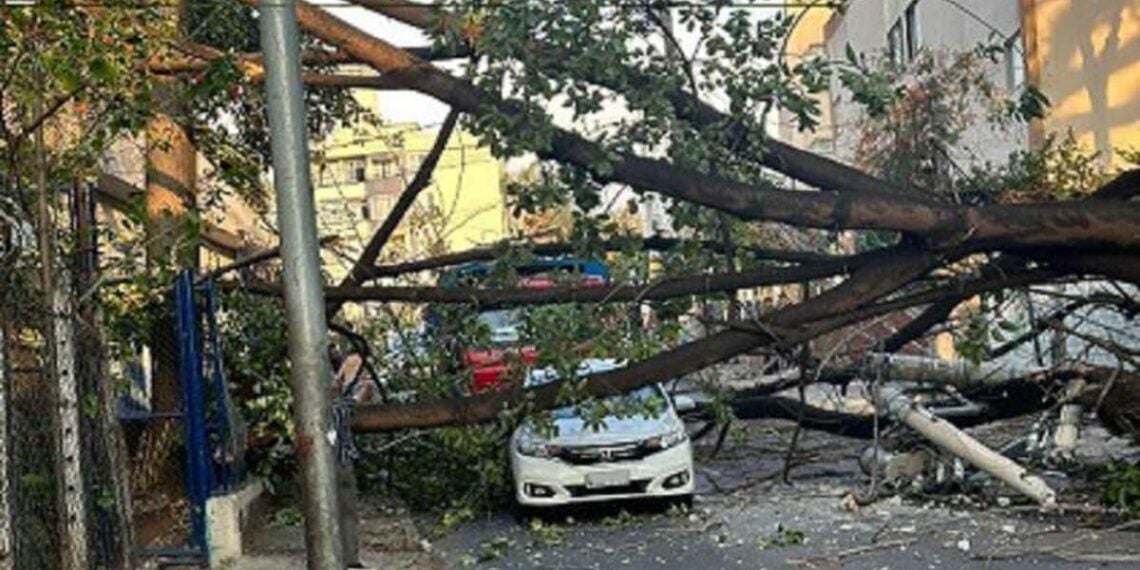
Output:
top-left (320, 2), bottom-right (453, 126)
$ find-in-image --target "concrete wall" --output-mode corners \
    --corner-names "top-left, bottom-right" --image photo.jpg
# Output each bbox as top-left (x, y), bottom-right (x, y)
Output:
top-left (1025, 0), bottom-right (1140, 167)
top-left (786, 0), bottom-right (1140, 170)
top-left (822, 0), bottom-right (1028, 170)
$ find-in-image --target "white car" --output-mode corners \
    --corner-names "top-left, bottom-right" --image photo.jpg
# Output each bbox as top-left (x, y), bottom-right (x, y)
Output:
top-left (510, 359), bottom-right (696, 507)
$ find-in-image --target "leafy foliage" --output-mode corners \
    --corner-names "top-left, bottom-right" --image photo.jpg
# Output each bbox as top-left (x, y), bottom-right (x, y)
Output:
top-left (959, 132), bottom-right (1108, 203)
top-left (1103, 461), bottom-right (1140, 517)
top-left (217, 290), bottom-right (299, 492)
top-left (844, 47), bottom-right (1047, 199)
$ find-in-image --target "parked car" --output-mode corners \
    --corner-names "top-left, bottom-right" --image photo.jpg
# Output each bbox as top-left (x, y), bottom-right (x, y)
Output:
top-left (510, 359), bottom-right (696, 507)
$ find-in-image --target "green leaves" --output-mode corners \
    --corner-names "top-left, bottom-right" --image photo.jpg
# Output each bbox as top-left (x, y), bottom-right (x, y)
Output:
top-left (1103, 461), bottom-right (1140, 517)
top-left (755, 524), bottom-right (805, 550)
top-left (1014, 85), bottom-right (1050, 122)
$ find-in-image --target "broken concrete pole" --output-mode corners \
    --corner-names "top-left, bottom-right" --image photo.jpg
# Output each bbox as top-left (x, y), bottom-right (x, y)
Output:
top-left (1052, 404), bottom-right (1083, 460)
top-left (876, 385), bottom-right (1057, 507)
top-left (864, 354), bottom-right (1047, 389)
top-left (1051, 379), bottom-right (1085, 460)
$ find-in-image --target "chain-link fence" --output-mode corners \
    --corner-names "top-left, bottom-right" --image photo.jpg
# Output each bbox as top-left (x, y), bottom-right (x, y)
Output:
top-left (1, 188), bottom-right (134, 570)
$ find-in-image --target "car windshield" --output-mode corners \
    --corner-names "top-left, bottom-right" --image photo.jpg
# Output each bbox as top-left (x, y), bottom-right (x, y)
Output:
top-left (550, 384), bottom-right (666, 419)
top-left (476, 309), bottom-right (522, 344)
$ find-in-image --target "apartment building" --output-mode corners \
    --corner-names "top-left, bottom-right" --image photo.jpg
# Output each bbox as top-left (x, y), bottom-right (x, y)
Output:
top-left (781, 0), bottom-right (1140, 363)
top-left (782, 0), bottom-right (1140, 169)
top-left (311, 88), bottom-right (507, 284)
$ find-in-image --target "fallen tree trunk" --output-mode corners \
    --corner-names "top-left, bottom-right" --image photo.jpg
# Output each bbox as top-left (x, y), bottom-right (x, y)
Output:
top-left (254, 253), bottom-right (865, 306)
top-left (365, 237), bottom-right (839, 279)
top-left (862, 353), bottom-right (1050, 389)
top-left (727, 376), bottom-right (1059, 440)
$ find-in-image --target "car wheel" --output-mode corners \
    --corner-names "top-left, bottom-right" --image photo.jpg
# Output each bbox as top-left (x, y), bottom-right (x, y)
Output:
top-left (511, 501), bottom-right (536, 524)
top-left (669, 494), bottom-right (694, 511)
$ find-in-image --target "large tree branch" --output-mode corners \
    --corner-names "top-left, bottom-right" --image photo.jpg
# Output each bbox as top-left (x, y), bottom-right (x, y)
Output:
top-left (345, 256), bottom-right (1057, 434)
top-left (283, 0), bottom-right (1140, 254)
top-left (1043, 250), bottom-right (1140, 284)
top-left (147, 43), bottom-right (464, 75)
top-left (1088, 169), bottom-right (1140, 201)
top-left (327, 108), bottom-right (461, 318)
top-left (164, 42), bottom-right (411, 90)
top-left (351, 248), bottom-right (935, 431)
top-left (365, 237), bottom-right (841, 280)
top-left (727, 377), bottom-right (1055, 439)
top-left (879, 299), bottom-right (959, 354)
top-left (256, 251), bottom-right (869, 307)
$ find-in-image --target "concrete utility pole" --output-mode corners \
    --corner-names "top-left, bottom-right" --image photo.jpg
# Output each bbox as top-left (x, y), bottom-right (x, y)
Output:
top-left (258, 2), bottom-right (346, 569)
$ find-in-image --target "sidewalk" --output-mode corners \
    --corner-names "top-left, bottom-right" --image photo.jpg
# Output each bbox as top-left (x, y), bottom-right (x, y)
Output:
top-left (226, 497), bottom-right (443, 570)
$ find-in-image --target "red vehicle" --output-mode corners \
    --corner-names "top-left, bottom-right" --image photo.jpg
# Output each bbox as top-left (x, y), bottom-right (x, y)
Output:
top-left (429, 258), bottom-right (610, 393)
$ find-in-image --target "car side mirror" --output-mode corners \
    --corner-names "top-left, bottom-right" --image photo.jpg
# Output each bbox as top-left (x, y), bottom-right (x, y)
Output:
top-left (672, 395), bottom-right (696, 413)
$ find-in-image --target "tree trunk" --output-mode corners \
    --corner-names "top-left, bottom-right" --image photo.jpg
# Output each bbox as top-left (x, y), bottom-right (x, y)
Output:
top-left (136, 46), bottom-right (198, 538)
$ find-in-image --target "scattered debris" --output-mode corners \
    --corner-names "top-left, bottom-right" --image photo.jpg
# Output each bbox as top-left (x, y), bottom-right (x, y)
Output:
top-left (787, 538), bottom-right (917, 566)
top-left (876, 385), bottom-right (1057, 506)
top-left (754, 525), bottom-right (805, 550)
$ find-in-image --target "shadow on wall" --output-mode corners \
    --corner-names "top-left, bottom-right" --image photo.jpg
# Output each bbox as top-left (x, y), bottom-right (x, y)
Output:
top-left (1036, 0), bottom-right (1140, 166)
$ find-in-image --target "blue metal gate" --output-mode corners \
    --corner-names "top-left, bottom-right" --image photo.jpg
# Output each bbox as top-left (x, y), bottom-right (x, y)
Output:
top-left (120, 270), bottom-right (246, 566)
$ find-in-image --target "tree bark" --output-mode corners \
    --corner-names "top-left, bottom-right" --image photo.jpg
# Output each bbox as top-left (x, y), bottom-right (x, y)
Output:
top-left (366, 237), bottom-right (839, 280)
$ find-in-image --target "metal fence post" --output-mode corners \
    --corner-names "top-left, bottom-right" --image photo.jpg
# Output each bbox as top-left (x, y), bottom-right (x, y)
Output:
top-left (175, 271), bottom-right (210, 556)
top-left (0, 326), bottom-right (11, 570)
top-left (258, 2), bottom-right (346, 568)
top-left (54, 269), bottom-right (90, 570)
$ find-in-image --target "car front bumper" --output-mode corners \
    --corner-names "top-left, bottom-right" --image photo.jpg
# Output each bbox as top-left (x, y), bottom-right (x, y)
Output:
top-left (511, 440), bottom-right (694, 507)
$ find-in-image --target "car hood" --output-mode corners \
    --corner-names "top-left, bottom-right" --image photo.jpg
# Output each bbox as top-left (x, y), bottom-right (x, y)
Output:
top-left (520, 357), bottom-right (677, 446)
top-left (544, 413), bottom-right (675, 446)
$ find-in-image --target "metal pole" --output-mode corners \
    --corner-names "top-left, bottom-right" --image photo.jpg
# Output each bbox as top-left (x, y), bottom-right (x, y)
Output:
top-left (0, 326), bottom-right (12, 570)
top-left (258, 2), bottom-right (345, 569)
top-left (54, 269), bottom-right (90, 570)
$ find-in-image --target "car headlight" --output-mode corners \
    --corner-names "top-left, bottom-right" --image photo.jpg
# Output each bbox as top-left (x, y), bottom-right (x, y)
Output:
top-left (644, 420), bottom-right (688, 451)
top-left (516, 431), bottom-right (556, 458)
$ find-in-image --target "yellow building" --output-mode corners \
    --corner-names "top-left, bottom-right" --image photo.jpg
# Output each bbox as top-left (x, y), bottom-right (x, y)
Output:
top-left (1022, 0), bottom-right (1140, 167)
top-left (778, 4), bottom-right (837, 156)
top-left (312, 89), bottom-right (507, 283)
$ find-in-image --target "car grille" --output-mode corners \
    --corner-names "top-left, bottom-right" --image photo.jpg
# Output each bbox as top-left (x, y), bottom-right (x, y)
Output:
top-left (555, 441), bottom-right (657, 465)
top-left (566, 479), bottom-right (650, 497)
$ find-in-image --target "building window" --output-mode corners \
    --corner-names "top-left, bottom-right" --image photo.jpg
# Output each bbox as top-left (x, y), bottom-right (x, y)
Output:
top-left (375, 157), bottom-right (398, 179)
top-left (1004, 31), bottom-right (1026, 90)
top-left (888, 21), bottom-right (905, 65)
top-left (904, 1), bottom-right (920, 61)
top-left (888, 1), bottom-right (920, 65)
top-left (349, 158), bottom-right (366, 183)
top-left (361, 203), bottom-right (371, 220)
